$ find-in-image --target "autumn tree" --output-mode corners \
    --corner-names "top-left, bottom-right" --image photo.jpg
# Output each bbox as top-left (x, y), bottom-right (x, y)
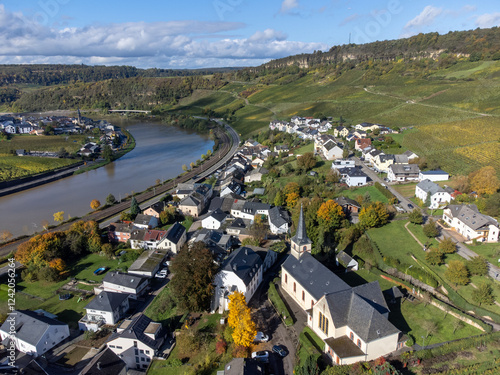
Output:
top-left (105, 194), bottom-right (116, 205)
top-left (450, 175), bottom-right (470, 194)
top-left (49, 258), bottom-right (67, 273)
top-left (408, 208), bottom-right (423, 225)
top-left (445, 260), bottom-right (470, 286)
top-left (358, 202), bottom-right (389, 228)
top-left (159, 206), bottom-right (176, 225)
top-left (274, 190), bottom-right (285, 206)
top-left (130, 196), bottom-right (140, 217)
top-left (0, 231), bottom-right (13, 243)
top-left (423, 219), bottom-right (439, 238)
top-left (467, 256), bottom-right (488, 276)
top-left (297, 152), bottom-right (317, 172)
top-left (325, 168), bottom-right (340, 184)
top-left (170, 242), bottom-right (218, 311)
top-left (317, 200), bottom-right (345, 230)
top-left (472, 283), bottom-right (495, 306)
top-left (284, 182), bottom-right (301, 208)
top-left (228, 291), bottom-right (257, 347)
top-left (438, 237), bottom-right (456, 254)
top-left (425, 249), bottom-right (444, 265)
top-left (90, 199), bottom-right (101, 210)
top-left (53, 211), bottom-right (64, 224)
top-left (182, 164), bottom-right (188, 172)
top-left (469, 166), bottom-right (500, 195)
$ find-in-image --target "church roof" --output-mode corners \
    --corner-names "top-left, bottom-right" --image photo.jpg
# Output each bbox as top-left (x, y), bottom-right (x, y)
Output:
top-left (291, 205), bottom-right (311, 246)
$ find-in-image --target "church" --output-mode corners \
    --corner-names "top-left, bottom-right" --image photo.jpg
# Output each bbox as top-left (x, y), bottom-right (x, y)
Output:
top-left (281, 206), bottom-right (406, 364)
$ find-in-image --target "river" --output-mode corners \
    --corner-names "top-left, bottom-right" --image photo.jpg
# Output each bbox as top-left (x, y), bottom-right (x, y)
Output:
top-left (0, 119), bottom-right (213, 238)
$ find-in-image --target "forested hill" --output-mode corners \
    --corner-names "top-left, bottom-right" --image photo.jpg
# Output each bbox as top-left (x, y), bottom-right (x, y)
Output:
top-left (0, 64), bottom-right (240, 86)
top-left (254, 27), bottom-right (500, 71)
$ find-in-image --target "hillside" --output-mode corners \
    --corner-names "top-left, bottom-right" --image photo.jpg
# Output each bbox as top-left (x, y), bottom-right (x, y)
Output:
top-left (2, 28), bottom-right (500, 177)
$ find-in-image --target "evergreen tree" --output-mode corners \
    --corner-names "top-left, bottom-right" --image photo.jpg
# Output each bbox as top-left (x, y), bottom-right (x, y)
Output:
top-left (130, 196), bottom-right (140, 217)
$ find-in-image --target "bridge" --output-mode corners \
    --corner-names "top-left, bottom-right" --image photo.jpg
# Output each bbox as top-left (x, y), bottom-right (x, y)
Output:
top-left (108, 109), bottom-right (151, 114)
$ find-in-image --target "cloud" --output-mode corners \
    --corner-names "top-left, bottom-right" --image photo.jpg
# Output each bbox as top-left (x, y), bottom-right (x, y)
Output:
top-left (475, 12), bottom-right (500, 28)
top-left (339, 13), bottom-right (360, 26)
top-left (0, 6), bottom-right (326, 68)
top-left (280, 0), bottom-right (299, 14)
top-left (404, 5), bottom-right (443, 29)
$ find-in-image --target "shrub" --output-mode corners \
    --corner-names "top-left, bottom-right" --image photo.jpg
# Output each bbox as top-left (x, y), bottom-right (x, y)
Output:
top-left (232, 345), bottom-right (249, 358)
top-left (215, 336), bottom-right (227, 355)
top-left (37, 266), bottom-right (59, 282)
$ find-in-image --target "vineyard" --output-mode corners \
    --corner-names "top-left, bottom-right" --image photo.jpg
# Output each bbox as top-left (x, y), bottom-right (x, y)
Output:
top-left (0, 134), bottom-right (87, 154)
top-left (0, 155), bottom-right (77, 182)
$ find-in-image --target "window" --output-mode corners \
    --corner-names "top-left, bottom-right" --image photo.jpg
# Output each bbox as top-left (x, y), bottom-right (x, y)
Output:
top-left (116, 346), bottom-right (122, 349)
top-left (311, 300), bottom-right (314, 308)
top-left (140, 349), bottom-right (144, 354)
top-left (135, 357), bottom-right (139, 363)
top-left (285, 274), bottom-right (287, 284)
top-left (318, 312), bottom-right (329, 335)
top-left (141, 357), bottom-right (145, 362)
top-left (293, 282), bottom-right (296, 293)
top-left (134, 341), bottom-right (138, 347)
top-left (146, 350), bottom-right (150, 354)
top-left (135, 349), bottom-right (139, 355)
top-left (302, 291), bottom-right (305, 301)
top-left (349, 332), bottom-right (354, 340)
top-left (109, 345), bottom-right (115, 348)
top-left (357, 339), bottom-right (361, 348)
top-left (303, 246), bottom-right (307, 251)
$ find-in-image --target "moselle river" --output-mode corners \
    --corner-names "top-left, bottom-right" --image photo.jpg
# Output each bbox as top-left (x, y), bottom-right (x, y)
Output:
top-left (0, 120), bottom-right (213, 237)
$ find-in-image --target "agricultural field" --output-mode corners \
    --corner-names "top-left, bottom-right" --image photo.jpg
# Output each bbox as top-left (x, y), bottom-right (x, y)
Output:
top-left (0, 155), bottom-right (78, 182)
top-left (0, 134), bottom-right (87, 154)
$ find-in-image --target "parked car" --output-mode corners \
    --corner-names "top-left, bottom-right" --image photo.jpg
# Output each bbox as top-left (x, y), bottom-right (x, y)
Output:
top-left (407, 204), bottom-right (414, 209)
top-left (251, 351), bottom-right (269, 362)
top-left (272, 345), bottom-right (287, 357)
top-left (254, 331), bottom-right (269, 342)
top-left (155, 269), bottom-right (168, 278)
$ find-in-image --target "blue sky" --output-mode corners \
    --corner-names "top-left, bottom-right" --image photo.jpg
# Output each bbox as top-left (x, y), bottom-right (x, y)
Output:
top-left (0, 0), bottom-right (498, 68)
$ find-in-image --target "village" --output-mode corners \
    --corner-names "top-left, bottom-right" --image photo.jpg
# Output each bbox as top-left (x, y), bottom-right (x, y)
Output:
top-left (1, 116), bottom-right (499, 375)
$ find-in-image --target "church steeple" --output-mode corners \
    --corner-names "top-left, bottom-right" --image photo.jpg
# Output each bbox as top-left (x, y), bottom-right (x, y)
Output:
top-left (291, 204), bottom-right (312, 259)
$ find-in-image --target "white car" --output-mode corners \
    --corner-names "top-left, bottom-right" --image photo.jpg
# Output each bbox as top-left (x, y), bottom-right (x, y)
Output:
top-left (251, 351), bottom-right (269, 362)
top-left (254, 331), bottom-right (269, 342)
top-left (155, 269), bottom-right (168, 278)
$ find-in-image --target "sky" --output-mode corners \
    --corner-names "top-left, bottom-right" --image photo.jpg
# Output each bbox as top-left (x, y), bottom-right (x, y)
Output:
top-left (0, 0), bottom-right (499, 69)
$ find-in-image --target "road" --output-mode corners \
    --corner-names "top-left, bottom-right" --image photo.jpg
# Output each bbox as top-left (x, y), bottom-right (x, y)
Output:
top-left (0, 121), bottom-right (240, 259)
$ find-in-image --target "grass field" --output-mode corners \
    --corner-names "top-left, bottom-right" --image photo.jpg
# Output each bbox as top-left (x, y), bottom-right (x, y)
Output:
top-left (0, 134), bottom-right (87, 154)
top-left (341, 185), bottom-right (390, 204)
top-left (0, 155), bottom-right (78, 181)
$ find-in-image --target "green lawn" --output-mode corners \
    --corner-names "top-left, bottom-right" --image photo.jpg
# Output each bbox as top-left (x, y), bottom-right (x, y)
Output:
top-left (297, 326), bottom-right (322, 368)
top-left (464, 242), bottom-right (500, 267)
top-left (341, 185), bottom-right (389, 204)
top-left (268, 281), bottom-right (293, 326)
top-left (293, 142), bottom-right (314, 155)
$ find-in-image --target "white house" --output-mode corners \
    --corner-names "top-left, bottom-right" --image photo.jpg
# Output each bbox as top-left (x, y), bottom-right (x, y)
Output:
top-left (322, 140), bottom-right (344, 160)
top-left (0, 310), bottom-right (70, 357)
top-left (268, 206), bottom-right (290, 234)
top-left (387, 164), bottom-right (420, 182)
top-left (79, 291), bottom-right (130, 331)
top-left (231, 201), bottom-right (270, 222)
top-left (202, 209), bottom-right (228, 230)
top-left (281, 207), bottom-right (404, 365)
top-left (156, 222), bottom-right (187, 254)
top-left (100, 272), bottom-right (149, 298)
top-left (443, 205), bottom-right (499, 243)
top-left (107, 314), bottom-right (164, 371)
top-left (338, 167), bottom-right (368, 187)
top-left (415, 179), bottom-right (453, 208)
top-left (133, 214), bottom-right (158, 230)
top-left (332, 159), bottom-right (355, 169)
top-left (212, 246), bottom-right (277, 313)
top-left (419, 169), bottom-right (449, 182)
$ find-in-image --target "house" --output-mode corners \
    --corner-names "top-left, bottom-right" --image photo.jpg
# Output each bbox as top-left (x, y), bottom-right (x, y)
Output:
top-left (334, 197), bottom-right (361, 214)
top-left (79, 348), bottom-right (127, 375)
top-left (157, 222), bottom-right (187, 254)
top-left (355, 122), bottom-right (380, 132)
top-left (3, 123), bottom-right (16, 134)
top-left (322, 140), bottom-right (344, 160)
top-left (128, 248), bottom-right (168, 278)
top-left (133, 214), bottom-right (158, 230)
top-left (130, 229), bottom-right (169, 250)
top-left (226, 218), bottom-right (252, 240)
top-left (334, 126), bottom-right (349, 138)
top-left (373, 154), bottom-right (394, 173)
top-left (415, 180), bottom-right (453, 209)
top-left (244, 167), bottom-right (269, 183)
top-left (79, 291), bottom-right (130, 331)
top-left (223, 358), bottom-right (265, 375)
top-left (107, 314), bottom-right (164, 371)
top-left (338, 167), bottom-right (368, 187)
top-left (403, 150), bottom-right (419, 161)
top-left (0, 310), bottom-right (70, 357)
top-left (274, 144), bottom-right (290, 153)
top-left (178, 195), bottom-right (203, 218)
top-left (419, 169), bottom-right (449, 182)
top-left (268, 206), bottom-right (290, 234)
top-left (143, 202), bottom-right (166, 219)
top-left (281, 206), bottom-right (403, 365)
top-left (209, 196), bottom-right (238, 214)
top-left (212, 246), bottom-right (277, 312)
top-left (355, 138), bottom-right (372, 151)
top-left (336, 251), bottom-right (359, 272)
top-left (108, 223), bottom-right (135, 243)
top-left (202, 209), bottom-right (228, 230)
top-left (220, 180), bottom-right (244, 197)
top-left (100, 272), bottom-right (149, 299)
top-left (332, 159), bottom-right (355, 169)
top-left (387, 164), bottom-right (420, 182)
top-left (443, 205), bottom-right (499, 243)
top-left (231, 201), bottom-right (270, 221)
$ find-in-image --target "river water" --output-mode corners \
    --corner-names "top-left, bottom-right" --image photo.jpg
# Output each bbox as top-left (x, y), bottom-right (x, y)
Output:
top-left (0, 119), bottom-right (213, 237)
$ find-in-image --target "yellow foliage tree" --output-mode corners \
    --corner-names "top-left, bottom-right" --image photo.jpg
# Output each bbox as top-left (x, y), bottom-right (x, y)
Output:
top-left (469, 166), bottom-right (500, 196)
top-left (90, 199), bottom-right (101, 210)
top-left (53, 211), bottom-right (64, 224)
top-left (317, 200), bottom-right (345, 229)
top-left (49, 258), bottom-right (67, 273)
top-left (286, 192), bottom-right (300, 208)
top-left (228, 291), bottom-right (257, 347)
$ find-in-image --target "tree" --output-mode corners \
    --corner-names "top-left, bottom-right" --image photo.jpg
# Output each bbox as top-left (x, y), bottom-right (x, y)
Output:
top-left (450, 175), bottom-right (470, 194)
top-left (105, 194), bottom-right (116, 205)
top-left (228, 291), bottom-right (257, 347)
top-left (445, 260), bottom-right (470, 286)
top-left (53, 211), bottom-right (64, 224)
top-left (49, 258), bottom-right (67, 273)
top-left (422, 320), bottom-right (438, 338)
top-left (425, 249), bottom-right (444, 265)
top-left (0, 231), bottom-right (13, 243)
top-left (316, 200), bottom-right (345, 229)
top-left (469, 166), bottom-right (500, 196)
top-left (182, 164), bottom-right (188, 172)
top-left (297, 152), bottom-right (317, 172)
top-left (325, 168), bottom-right (340, 183)
top-left (190, 162), bottom-right (195, 169)
top-left (423, 219), bottom-right (439, 238)
top-left (286, 192), bottom-right (300, 208)
top-left (274, 190), bottom-right (285, 206)
top-left (169, 242), bottom-right (218, 311)
top-left (159, 207), bottom-right (176, 225)
top-left (295, 354), bottom-right (319, 375)
top-left (467, 256), bottom-right (488, 276)
top-left (130, 196), bottom-right (140, 217)
top-left (438, 237), bottom-right (456, 254)
top-left (342, 147), bottom-right (349, 159)
top-left (472, 283), bottom-right (495, 306)
top-left (90, 199), bottom-right (101, 210)
top-left (358, 202), bottom-right (389, 228)
top-left (408, 208), bottom-right (423, 224)
top-left (102, 144), bottom-right (113, 162)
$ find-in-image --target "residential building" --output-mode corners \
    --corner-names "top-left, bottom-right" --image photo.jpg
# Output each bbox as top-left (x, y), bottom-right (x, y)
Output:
top-left (443, 205), bottom-right (499, 243)
top-left (128, 248), bottom-right (168, 278)
top-left (0, 310), bottom-right (70, 357)
top-left (130, 229), bottom-right (169, 250)
top-left (322, 140), bottom-right (344, 160)
top-left (202, 209), bottom-right (228, 230)
top-left (336, 251), bottom-right (359, 272)
top-left (268, 206), bottom-right (291, 234)
top-left (226, 218), bottom-right (252, 240)
top-left (338, 167), bottom-right (368, 187)
top-left (355, 138), bottom-right (372, 151)
top-left (372, 154), bottom-right (394, 173)
top-left (133, 214), bottom-right (158, 230)
top-left (387, 164), bottom-right (420, 182)
top-left (107, 314), bottom-right (164, 371)
top-left (79, 348), bottom-right (127, 375)
top-left (157, 222), bottom-right (187, 254)
top-left (419, 169), bottom-right (449, 182)
top-left (108, 222), bottom-right (134, 243)
top-left (334, 126), bottom-right (349, 138)
top-left (281, 206), bottom-right (403, 365)
top-left (332, 159), bottom-right (355, 169)
top-left (143, 202), bottom-right (166, 218)
top-left (334, 197), bottom-right (361, 214)
top-left (415, 180), bottom-right (453, 208)
top-left (223, 358), bottom-right (265, 375)
top-left (79, 291), bottom-right (130, 331)
top-left (231, 201), bottom-right (270, 221)
top-left (355, 122), bottom-right (380, 132)
top-left (403, 150), bottom-right (419, 162)
top-left (244, 167), bottom-right (269, 183)
top-left (100, 272), bottom-right (149, 298)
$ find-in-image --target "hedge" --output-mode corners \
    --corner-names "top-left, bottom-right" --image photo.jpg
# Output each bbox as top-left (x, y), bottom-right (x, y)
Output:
top-left (268, 281), bottom-right (293, 326)
top-left (374, 182), bottom-right (397, 201)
